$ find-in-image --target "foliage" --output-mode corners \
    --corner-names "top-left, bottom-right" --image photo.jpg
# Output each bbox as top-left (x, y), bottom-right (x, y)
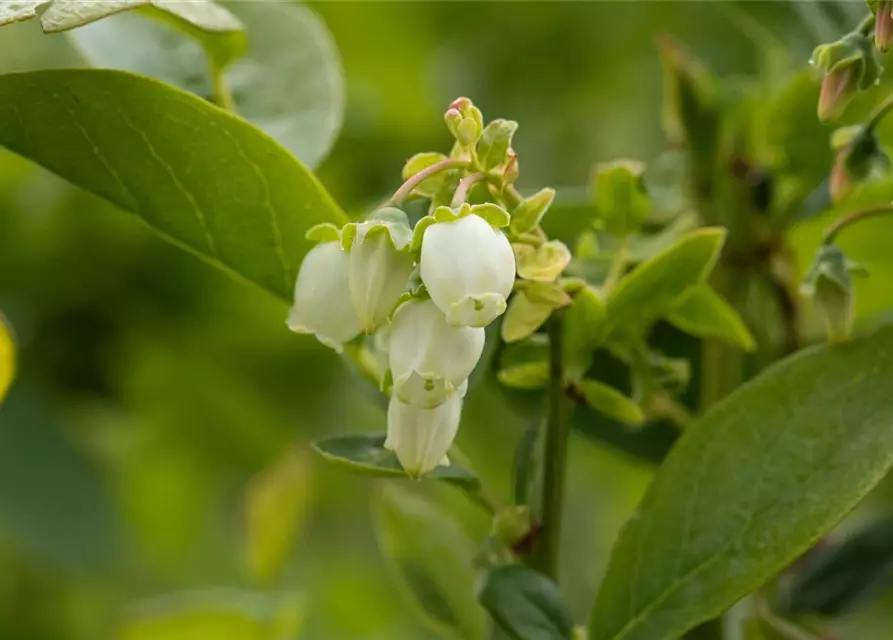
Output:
top-left (2, 3), bottom-right (893, 640)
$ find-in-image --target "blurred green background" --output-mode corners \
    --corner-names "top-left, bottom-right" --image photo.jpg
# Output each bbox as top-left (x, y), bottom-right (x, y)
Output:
top-left (3, 2), bottom-right (893, 639)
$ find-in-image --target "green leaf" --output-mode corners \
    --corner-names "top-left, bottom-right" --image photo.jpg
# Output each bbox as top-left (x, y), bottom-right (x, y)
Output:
top-left (477, 565), bottom-right (575, 640)
top-left (573, 379), bottom-right (644, 427)
top-left (42, 0), bottom-right (246, 70)
top-left (501, 292), bottom-right (553, 344)
top-left (0, 313), bottom-right (14, 404)
top-left (782, 515), bottom-right (893, 617)
top-left (669, 284), bottom-right (756, 351)
top-left (0, 0), bottom-right (49, 26)
top-left (588, 323), bottom-right (893, 640)
top-left (120, 589), bottom-right (304, 640)
top-left (510, 187), bottom-right (556, 236)
top-left (477, 118), bottom-right (518, 171)
top-left (0, 69), bottom-right (347, 301)
top-left (515, 240), bottom-right (572, 283)
top-left (374, 486), bottom-right (488, 640)
top-left (563, 286), bottom-right (606, 381)
top-left (592, 160), bottom-right (650, 237)
top-left (67, 2), bottom-right (344, 168)
top-left (604, 228), bottom-right (725, 340)
top-left (244, 449), bottom-right (314, 586)
top-left (497, 336), bottom-right (550, 390)
top-left (312, 433), bottom-right (480, 491)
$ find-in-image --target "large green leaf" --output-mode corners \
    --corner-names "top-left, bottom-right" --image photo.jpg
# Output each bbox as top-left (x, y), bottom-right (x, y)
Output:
top-left (0, 0), bottom-right (48, 26)
top-left (374, 485), bottom-right (488, 640)
top-left (477, 565), bottom-right (575, 640)
top-left (0, 69), bottom-right (346, 301)
top-left (589, 323), bottom-right (893, 640)
top-left (42, 0), bottom-right (246, 69)
top-left (68, 1), bottom-right (343, 167)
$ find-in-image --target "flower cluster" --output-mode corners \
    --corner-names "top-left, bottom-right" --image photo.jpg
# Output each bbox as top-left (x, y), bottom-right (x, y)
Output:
top-left (288, 201), bottom-right (516, 478)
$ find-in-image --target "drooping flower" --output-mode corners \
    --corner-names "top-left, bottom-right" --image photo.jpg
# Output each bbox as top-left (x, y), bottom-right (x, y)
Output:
top-left (345, 208), bottom-right (414, 333)
top-left (287, 240), bottom-right (362, 353)
top-left (384, 381), bottom-right (466, 478)
top-left (419, 207), bottom-right (516, 327)
top-left (389, 298), bottom-right (484, 408)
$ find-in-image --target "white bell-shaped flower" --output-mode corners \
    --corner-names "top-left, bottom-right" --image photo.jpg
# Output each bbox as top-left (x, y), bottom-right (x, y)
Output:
top-left (389, 299), bottom-right (484, 408)
top-left (348, 214), bottom-right (415, 333)
top-left (420, 213), bottom-right (516, 327)
top-left (385, 380), bottom-right (466, 478)
top-left (287, 241), bottom-right (362, 352)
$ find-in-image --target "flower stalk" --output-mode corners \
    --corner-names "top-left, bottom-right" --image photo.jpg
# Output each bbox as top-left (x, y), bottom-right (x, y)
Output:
top-left (530, 310), bottom-right (570, 580)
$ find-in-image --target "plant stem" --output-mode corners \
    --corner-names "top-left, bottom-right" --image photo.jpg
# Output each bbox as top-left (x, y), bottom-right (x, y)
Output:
top-left (451, 172), bottom-right (486, 207)
top-left (823, 204), bottom-right (893, 245)
top-left (530, 311), bottom-right (570, 581)
top-left (210, 64), bottom-right (236, 112)
top-left (858, 12), bottom-right (877, 37)
top-left (865, 95), bottom-right (893, 131)
top-left (386, 158), bottom-right (466, 206)
top-left (601, 237), bottom-right (629, 293)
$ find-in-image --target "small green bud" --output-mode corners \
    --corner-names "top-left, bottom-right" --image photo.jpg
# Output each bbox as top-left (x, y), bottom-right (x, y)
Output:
top-left (492, 505), bottom-right (533, 549)
top-left (802, 245), bottom-right (857, 343)
top-left (444, 108), bottom-right (462, 136)
top-left (812, 32), bottom-right (882, 123)
top-left (514, 240), bottom-right (572, 283)
top-left (592, 160), bottom-right (651, 237)
top-left (456, 117), bottom-right (481, 147)
top-left (509, 187), bottom-right (556, 235)
top-left (477, 118), bottom-right (518, 171)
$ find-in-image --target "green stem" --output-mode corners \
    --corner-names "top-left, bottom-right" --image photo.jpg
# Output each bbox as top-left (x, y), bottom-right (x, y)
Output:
top-left (386, 158), bottom-right (467, 206)
top-left (210, 64), bottom-right (236, 112)
top-left (530, 311), bottom-right (570, 581)
top-left (865, 95), bottom-right (893, 131)
top-left (451, 172), bottom-right (486, 207)
top-left (601, 238), bottom-right (629, 293)
top-left (858, 12), bottom-right (877, 37)
top-left (823, 204), bottom-right (893, 245)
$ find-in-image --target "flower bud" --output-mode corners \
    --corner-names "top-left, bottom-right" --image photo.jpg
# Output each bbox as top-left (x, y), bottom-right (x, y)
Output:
top-left (345, 209), bottom-right (414, 333)
top-left (812, 33), bottom-right (882, 123)
top-left (871, 0), bottom-right (893, 52)
top-left (802, 245), bottom-right (856, 343)
top-left (389, 299), bottom-right (485, 408)
top-left (287, 241), bottom-right (362, 352)
top-left (420, 213), bottom-right (516, 327)
top-left (384, 383), bottom-right (466, 478)
top-left (828, 125), bottom-right (891, 203)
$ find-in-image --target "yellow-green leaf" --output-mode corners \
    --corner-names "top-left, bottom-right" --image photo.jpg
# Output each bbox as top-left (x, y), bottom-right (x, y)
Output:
top-left (669, 284), bottom-right (756, 351)
top-left (604, 228), bottom-right (725, 339)
top-left (574, 379), bottom-right (644, 427)
top-left (245, 449), bottom-right (314, 585)
top-left (0, 314), bottom-right (14, 404)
